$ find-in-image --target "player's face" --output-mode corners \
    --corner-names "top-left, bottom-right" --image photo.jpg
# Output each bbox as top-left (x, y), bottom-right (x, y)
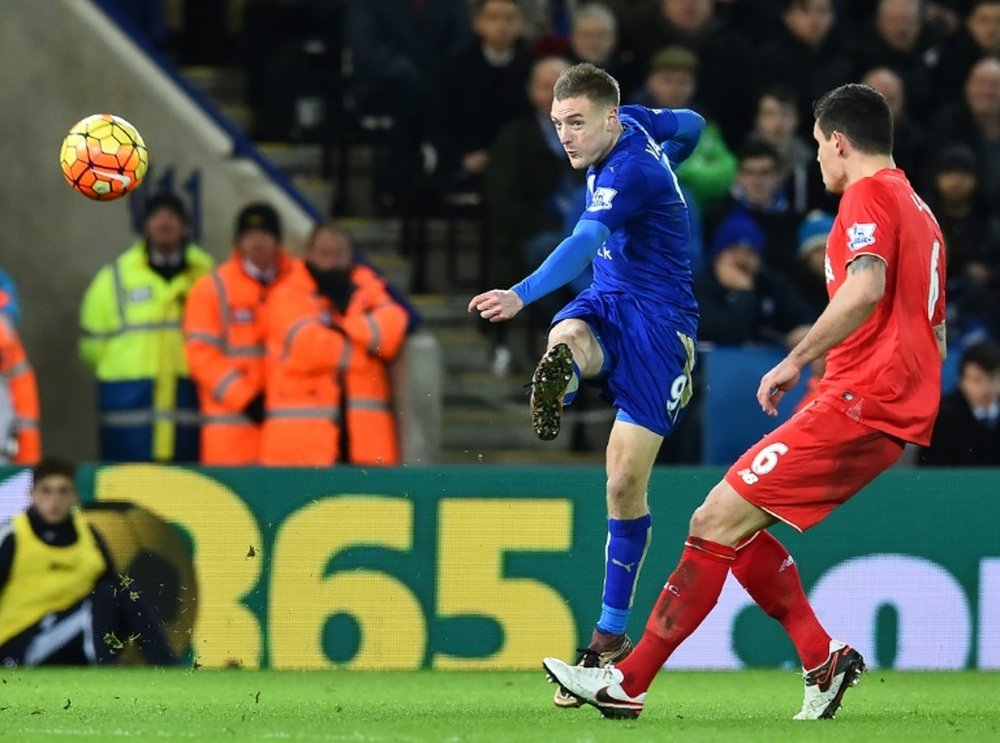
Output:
top-left (813, 121), bottom-right (848, 194)
top-left (31, 474), bottom-right (77, 526)
top-left (551, 96), bottom-right (619, 169)
top-left (238, 229), bottom-right (279, 271)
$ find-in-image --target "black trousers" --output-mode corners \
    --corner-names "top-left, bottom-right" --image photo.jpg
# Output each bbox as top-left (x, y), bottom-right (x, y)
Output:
top-left (0, 579), bottom-right (177, 667)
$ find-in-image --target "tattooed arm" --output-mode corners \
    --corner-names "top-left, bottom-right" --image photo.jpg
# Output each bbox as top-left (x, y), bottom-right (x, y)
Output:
top-left (758, 255), bottom-right (886, 414)
top-left (934, 323), bottom-right (947, 361)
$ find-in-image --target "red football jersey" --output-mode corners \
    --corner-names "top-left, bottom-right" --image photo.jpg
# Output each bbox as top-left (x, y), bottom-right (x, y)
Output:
top-left (817, 168), bottom-right (946, 446)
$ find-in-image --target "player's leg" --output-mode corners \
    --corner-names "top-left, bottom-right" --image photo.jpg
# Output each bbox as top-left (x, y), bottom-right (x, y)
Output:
top-left (731, 531), bottom-right (832, 670)
top-left (552, 417), bottom-right (658, 708)
top-left (546, 479), bottom-right (770, 717)
top-left (531, 318), bottom-right (604, 441)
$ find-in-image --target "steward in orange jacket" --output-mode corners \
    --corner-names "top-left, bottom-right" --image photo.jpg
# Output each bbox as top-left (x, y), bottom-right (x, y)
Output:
top-left (184, 204), bottom-right (293, 464)
top-left (261, 223), bottom-right (408, 466)
top-left (0, 313), bottom-right (40, 464)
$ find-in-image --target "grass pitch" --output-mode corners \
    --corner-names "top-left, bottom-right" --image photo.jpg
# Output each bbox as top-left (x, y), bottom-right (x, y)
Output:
top-left (1, 668), bottom-right (997, 741)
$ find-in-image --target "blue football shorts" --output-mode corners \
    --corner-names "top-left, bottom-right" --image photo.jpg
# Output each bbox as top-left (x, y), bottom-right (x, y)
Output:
top-left (551, 288), bottom-right (696, 437)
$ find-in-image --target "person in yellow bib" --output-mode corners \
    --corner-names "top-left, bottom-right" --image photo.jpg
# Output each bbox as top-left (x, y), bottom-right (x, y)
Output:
top-left (79, 192), bottom-right (214, 462)
top-left (0, 458), bottom-right (176, 667)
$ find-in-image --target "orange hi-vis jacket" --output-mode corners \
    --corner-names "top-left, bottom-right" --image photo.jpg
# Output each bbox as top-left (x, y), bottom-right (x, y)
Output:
top-left (0, 314), bottom-right (40, 464)
top-left (183, 250), bottom-right (293, 464)
top-left (261, 260), bottom-right (408, 466)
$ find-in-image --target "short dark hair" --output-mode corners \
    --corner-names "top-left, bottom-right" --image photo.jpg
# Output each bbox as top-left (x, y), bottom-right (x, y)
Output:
top-left (553, 62), bottom-right (620, 108)
top-left (32, 457), bottom-right (77, 486)
top-left (813, 84), bottom-right (894, 155)
top-left (757, 85), bottom-right (798, 109)
top-left (738, 136), bottom-right (784, 168)
top-left (961, 340), bottom-right (1000, 375)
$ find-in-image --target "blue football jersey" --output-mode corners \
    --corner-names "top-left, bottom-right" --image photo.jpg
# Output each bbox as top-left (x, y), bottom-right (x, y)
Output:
top-left (579, 105), bottom-right (698, 337)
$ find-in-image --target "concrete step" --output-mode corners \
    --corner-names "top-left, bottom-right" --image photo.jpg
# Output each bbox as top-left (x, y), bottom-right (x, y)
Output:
top-left (408, 294), bottom-right (478, 329)
top-left (444, 370), bottom-right (529, 407)
top-left (257, 142), bottom-right (325, 178)
top-left (291, 175), bottom-right (333, 215)
top-left (181, 65), bottom-right (246, 104)
top-left (436, 329), bottom-right (492, 374)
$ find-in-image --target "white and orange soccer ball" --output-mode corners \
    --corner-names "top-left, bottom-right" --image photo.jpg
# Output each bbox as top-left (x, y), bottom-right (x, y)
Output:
top-left (60, 113), bottom-right (148, 200)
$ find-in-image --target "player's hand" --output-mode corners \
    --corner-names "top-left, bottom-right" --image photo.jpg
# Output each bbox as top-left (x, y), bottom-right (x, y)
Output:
top-left (468, 289), bottom-right (524, 322)
top-left (756, 357), bottom-right (802, 417)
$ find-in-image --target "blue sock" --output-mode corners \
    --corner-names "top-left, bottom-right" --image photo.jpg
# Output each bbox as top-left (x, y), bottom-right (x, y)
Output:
top-left (597, 514), bottom-right (652, 636)
top-left (563, 362), bottom-right (582, 405)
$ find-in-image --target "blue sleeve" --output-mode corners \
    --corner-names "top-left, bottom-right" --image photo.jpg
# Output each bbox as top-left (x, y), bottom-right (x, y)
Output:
top-left (510, 220), bottom-right (610, 305)
top-left (662, 109), bottom-right (705, 166)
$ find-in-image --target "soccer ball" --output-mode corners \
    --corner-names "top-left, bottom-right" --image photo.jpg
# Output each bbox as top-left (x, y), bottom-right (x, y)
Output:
top-left (60, 113), bottom-right (148, 201)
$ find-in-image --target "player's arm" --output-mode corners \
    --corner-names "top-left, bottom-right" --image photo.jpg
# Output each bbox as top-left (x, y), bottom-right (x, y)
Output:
top-left (757, 255), bottom-right (886, 415)
top-left (469, 220), bottom-right (610, 322)
top-left (934, 323), bottom-right (947, 361)
top-left (661, 109), bottom-right (705, 165)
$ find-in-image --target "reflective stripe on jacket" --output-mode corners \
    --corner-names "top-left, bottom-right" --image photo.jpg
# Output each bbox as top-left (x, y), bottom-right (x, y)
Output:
top-left (0, 315), bottom-right (40, 464)
top-left (261, 260), bottom-right (407, 466)
top-left (79, 242), bottom-right (214, 462)
top-left (184, 251), bottom-right (292, 464)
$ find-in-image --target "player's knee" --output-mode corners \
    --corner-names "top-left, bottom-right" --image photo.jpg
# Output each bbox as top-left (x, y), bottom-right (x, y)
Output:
top-left (689, 502), bottom-right (726, 541)
top-left (549, 321), bottom-right (590, 356)
top-left (605, 470), bottom-right (643, 514)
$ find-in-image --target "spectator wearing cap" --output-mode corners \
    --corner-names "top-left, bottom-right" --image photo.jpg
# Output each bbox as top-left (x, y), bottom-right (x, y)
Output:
top-left (633, 45), bottom-right (737, 212)
top-left (928, 143), bottom-right (1000, 345)
top-left (794, 209), bottom-right (835, 316)
top-left (79, 192), bottom-right (214, 463)
top-left (920, 340), bottom-right (1000, 466)
top-left (262, 223), bottom-right (408, 467)
top-left (183, 203), bottom-right (293, 465)
top-left (695, 209), bottom-right (815, 348)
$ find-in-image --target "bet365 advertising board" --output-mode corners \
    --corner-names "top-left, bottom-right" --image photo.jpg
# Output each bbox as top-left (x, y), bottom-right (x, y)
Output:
top-left (1, 465), bottom-right (995, 670)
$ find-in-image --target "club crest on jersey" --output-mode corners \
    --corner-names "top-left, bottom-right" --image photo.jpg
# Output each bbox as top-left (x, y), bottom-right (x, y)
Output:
top-left (588, 187), bottom-right (617, 212)
top-left (846, 222), bottom-right (876, 251)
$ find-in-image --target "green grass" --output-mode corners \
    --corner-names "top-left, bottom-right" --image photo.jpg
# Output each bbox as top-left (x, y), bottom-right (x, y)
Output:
top-left (0, 669), bottom-right (997, 741)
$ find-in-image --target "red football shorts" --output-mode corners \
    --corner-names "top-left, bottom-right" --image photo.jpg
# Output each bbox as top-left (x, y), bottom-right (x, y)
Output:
top-left (724, 400), bottom-right (905, 532)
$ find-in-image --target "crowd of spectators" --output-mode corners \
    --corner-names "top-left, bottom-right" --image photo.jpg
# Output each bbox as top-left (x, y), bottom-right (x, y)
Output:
top-left (147, 0), bottom-right (1000, 356)
top-left (8, 0), bottom-right (999, 467)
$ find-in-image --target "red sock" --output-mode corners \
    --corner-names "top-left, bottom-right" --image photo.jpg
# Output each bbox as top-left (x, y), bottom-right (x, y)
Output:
top-left (731, 530), bottom-right (831, 669)
top-left (617, 536), bottom-right (735, 697)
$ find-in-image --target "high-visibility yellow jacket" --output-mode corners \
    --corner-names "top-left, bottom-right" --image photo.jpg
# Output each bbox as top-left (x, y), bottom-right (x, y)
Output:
top-left (79, 242), bottom-right (214, 462)
top-left (183, 250), bottom-right (293, 464)
top-left (0, 314), bottom-right (40, 464)
top-left (0, 509), bottom-right (106, 645)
